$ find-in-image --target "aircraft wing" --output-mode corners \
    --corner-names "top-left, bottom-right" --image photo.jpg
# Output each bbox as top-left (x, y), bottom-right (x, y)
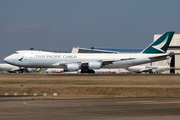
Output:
top-left (91, 58), bottom-right (136, 66)
top-left (52, 58), bottom-right (136, 68)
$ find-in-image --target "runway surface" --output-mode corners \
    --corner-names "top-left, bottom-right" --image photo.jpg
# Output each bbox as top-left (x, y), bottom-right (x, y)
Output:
top-left (0, 98), bottom-right (180, 120)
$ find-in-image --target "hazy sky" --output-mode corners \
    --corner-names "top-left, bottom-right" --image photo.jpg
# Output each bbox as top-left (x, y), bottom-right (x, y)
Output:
top-left (0, 0), bottom-right (180, 62)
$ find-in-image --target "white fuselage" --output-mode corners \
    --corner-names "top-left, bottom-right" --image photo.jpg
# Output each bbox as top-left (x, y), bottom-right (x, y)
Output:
top-left (0, 64), bottom-right (20, 71)
top-left (128, 66), bottom-right (171, 73)
top-left (4, 50), bottom-right (169, 69)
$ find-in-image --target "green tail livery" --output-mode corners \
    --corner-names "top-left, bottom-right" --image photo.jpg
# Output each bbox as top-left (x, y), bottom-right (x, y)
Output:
top-left (142, 31), bottom-right (175, 54)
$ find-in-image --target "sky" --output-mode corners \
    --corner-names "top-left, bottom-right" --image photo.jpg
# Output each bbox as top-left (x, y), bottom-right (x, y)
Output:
top-left (0, 0), bottom-right (180, 62)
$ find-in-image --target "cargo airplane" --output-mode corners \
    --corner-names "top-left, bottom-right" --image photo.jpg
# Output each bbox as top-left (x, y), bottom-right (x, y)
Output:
top-left (4, 31), bottom-right (175, 73)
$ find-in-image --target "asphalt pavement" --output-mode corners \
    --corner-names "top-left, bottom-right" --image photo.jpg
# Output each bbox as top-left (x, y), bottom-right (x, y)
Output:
top-left (0, 97), bottom-right (180, 120)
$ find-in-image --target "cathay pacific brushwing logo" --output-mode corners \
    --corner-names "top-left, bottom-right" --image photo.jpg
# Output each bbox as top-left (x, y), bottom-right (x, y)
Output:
top-left (152, 34), bottom-right (168, 53)
top-left (18, 57), bottom-right (23, 62)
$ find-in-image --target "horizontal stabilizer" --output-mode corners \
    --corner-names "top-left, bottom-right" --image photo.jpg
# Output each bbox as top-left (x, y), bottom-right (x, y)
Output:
top-left (149, 52), bottom-right (174, 61)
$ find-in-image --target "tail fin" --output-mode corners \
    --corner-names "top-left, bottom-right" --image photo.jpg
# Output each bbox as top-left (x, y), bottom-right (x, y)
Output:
top-left (142, 31), bottom-right (175, 54)
top-left (165, 57), bottom-right (172, 66)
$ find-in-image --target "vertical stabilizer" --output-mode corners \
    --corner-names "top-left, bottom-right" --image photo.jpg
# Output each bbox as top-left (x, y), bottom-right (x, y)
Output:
top-left (142, 31), bottom-right (175, 54)
top-left (165, 57), bottom-right (172, 67)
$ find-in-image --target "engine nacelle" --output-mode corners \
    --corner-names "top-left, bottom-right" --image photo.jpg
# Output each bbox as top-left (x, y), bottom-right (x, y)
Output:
top-left (88, 61), bottom-right (102, 70)
top-left (66, 63), bottom-right (80, 71)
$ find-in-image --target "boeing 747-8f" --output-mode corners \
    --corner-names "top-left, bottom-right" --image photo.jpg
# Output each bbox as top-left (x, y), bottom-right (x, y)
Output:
top-left (4, 31), bottom-right (175, 73)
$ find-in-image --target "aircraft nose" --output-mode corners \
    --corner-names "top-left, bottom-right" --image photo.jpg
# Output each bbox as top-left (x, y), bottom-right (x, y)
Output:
top-left (4, 56), bottom-right (14, 64)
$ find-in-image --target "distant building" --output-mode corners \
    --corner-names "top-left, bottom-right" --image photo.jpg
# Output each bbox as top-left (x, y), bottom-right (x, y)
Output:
top-left (71, 47), bottom-right (143, 53)
top-left (153, 34), bottom-right (180, 74)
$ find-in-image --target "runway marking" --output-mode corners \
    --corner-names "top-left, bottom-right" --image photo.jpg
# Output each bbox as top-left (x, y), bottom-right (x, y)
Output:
top-left (23, 101), bottom-right (79, 107)
top-left (143, 101), bottom-right (180, 104)
top-left (116, 101), bottom-right (155, 104)
top-left (116, 101), bottom-right (180, 104)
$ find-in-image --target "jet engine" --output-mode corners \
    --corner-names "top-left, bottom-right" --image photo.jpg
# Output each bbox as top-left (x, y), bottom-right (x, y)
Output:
top-left (66, 63), bottom-right (80, 71)
top-left (88, 61), bottom-right (102, 70)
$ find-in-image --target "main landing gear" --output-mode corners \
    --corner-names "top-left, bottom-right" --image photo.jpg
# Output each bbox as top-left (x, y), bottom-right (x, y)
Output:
top-left (81, 68), bottom-right (95, 73)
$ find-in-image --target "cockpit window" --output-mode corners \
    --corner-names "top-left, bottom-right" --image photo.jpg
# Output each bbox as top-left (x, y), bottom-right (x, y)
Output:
top-left (14, 52), bottom-right (18, 54)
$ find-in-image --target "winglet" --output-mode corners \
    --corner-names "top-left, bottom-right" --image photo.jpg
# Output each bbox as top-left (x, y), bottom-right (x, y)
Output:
top-left (141, 31), bottom-right (175, 54)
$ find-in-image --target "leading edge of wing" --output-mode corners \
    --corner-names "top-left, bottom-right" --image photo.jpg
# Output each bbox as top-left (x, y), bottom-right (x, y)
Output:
top-left (52, 58), bottom-right (137, 67)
